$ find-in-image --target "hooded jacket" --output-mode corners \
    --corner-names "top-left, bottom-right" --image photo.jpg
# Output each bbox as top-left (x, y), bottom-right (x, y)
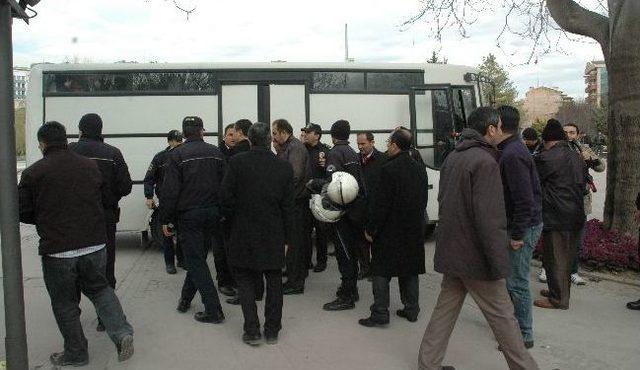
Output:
top-left (434, 129), bottom-right (511, 280)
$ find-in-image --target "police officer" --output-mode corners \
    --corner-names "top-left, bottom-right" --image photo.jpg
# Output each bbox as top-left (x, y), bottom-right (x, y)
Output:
top-left (162, 116), bottom-right (226, 324)
top-left (302, 123), bottom-right (331, 273)
top-left (143, 130), bottom-right (185, 274)
top-left (69, 113), bottom-right (132, 331)
top-left (322, 119), bottom-right (366, 311)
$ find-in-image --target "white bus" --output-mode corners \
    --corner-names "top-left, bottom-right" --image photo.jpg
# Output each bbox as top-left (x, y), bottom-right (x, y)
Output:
top-left (26, 62), bottom-right (481, 238)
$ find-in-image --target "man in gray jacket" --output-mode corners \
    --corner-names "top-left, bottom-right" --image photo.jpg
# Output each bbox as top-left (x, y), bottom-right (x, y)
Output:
top-left (418, 107), bottom-right (538, 370)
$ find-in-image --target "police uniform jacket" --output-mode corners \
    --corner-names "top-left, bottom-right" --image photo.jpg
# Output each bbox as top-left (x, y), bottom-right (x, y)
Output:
top-left (221, 147), bottom-right (295, 271)
top-left (18, 146), bottom-right (107, 255)
top-left (326, 140), bottom-right (366, 227)
top-left (69, 137), bottom-right (132, 211)
top-left (306, 142), bottom-right (331, 180)
top-left (143, 146), bottom-right (172, 200)
top-left (161, 137), bottom-right (226, 224)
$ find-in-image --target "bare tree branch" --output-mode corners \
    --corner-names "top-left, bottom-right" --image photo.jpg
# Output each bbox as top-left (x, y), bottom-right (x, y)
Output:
top-left (547, 0), bottom-right (609, 46)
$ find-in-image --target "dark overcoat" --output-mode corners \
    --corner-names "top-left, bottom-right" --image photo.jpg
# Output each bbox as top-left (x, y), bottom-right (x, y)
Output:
top-left (366, 151), bottom-right (428, 277)
top-left (220, 147), bottom-right (295, 271)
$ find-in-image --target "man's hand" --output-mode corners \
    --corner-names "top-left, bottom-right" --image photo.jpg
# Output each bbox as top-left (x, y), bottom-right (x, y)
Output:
top-left (145, 198), bottom-right (155, 210)
top-left (162, 224), bottom-right (174, 237)
top-left (510, 239), bottom-right (524, 250)
top-left (364, 231), bottom-right (373, 243)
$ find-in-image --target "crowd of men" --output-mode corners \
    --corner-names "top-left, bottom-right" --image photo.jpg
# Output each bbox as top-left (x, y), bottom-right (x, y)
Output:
top-left (17, 101), bottom-right (627, 369)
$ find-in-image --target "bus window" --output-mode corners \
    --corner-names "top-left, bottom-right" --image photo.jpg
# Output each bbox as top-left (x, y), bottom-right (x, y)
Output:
top-left (452, 87), bottom-right (477, 132)
top-left (413, 88), bottom-right (455, 169)
top-left (312, 72), bottom-right (365, 92)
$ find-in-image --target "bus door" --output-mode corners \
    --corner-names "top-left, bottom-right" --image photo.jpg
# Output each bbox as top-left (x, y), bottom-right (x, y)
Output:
top-left (409, 84), bottom-right (456, 223)
top-left (269, 84), bottom-right (308, 135)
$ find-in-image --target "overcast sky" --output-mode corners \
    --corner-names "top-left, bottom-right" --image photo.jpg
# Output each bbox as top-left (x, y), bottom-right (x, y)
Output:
top-left (11, 0), bottom-right (605, 99)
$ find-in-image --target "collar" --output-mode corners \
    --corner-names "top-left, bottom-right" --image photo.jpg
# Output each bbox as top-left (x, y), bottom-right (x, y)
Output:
top-left (185, 137), bottom-right (204, 143)
top-left (497, 134), bottom-right (519, 150)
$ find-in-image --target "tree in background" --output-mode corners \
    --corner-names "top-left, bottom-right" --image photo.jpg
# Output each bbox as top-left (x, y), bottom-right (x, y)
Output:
top-left (477, 54), bottom-right (518, 106)
top-left (555, 99), bottom-right (599, 139)
top-left (427, 50), bottom-right (448, 64)
top-left (405, 0), bottom-right (640, 237)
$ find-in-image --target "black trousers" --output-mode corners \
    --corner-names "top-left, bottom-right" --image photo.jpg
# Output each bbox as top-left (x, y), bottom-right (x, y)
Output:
top-left (178, 207), bottom-right (223, 313)
top-left (285, 201), bottom-right (310, 288)
top-left (235, 267), bottom-right (282, 336)
top-left (162, 234), bottom-right (184, 267)
top-left (305, 207), bottom-right (328, 266)
top-left (370, 275), bottom-right (419, 321)
top-left (42, 249), bottom-right (133, 360)
top-left (333, 218), bottom-right (360, 297)
top-left (212, 232), bottom-right (236, 288)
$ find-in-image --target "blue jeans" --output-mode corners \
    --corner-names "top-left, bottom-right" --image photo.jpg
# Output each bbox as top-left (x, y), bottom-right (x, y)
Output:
top-left (571, 224), bottom-right (586, 274)
top-left (506, 223), bottom-right (543, 343)
top-left (42, 249), bottom-right (133, 360)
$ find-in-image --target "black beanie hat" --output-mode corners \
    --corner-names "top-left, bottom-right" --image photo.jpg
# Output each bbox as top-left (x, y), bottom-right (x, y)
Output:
top-left (330, 120), bottom-right (350, 140)
top-left (522, 127), bottom-right (538, 141)
top-left (79, 113), bottom-right (103, 138)
top-left (542, 119), bottom-right (566, 142)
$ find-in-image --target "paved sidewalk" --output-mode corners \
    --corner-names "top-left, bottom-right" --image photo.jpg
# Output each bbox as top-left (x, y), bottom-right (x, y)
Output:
top-left (2, 224), bottom-right (639, 370)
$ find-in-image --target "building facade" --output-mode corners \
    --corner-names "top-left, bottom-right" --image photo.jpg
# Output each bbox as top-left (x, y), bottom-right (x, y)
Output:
top-left (521, 86), bottom-right (573, 128)
top-left (584, 61), bottom-right (608, 107)
top-left (13, 67), bottom-right (30, 107)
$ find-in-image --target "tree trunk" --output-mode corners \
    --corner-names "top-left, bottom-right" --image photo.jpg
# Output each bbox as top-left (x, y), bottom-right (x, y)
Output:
top-left (602, 2), bottom-right (640, 237)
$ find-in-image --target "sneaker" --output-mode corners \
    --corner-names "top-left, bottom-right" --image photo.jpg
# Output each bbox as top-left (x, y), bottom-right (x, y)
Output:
top-left (194, 310), bottom-right (225, 324)
top-left (166, 264), bottom-right (177, 274)
top-left (358, 316), bottom-right (389, 327)
top-left (265, 333), bottom-right (279, 345)
top-left (49, 351), bottom-right (89, 366)
top-left (323, 296), bottom-right (355, 311)
top-left (242, 332), bottom-right (262, 346)
top-left (571, 273), bottom-right (586, 285)
top-left (176, 299), bottom-right (191, 313)
top-left (117, 334), bottom-right (134, 362)
top-left (537, 268), bottom-right (547, 283)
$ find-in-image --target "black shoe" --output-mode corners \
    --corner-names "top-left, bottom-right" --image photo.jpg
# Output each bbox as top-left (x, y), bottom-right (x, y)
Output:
top-left (626, 299), bottom-right (640, 310)
top-left (242, 332), bottom-right (262, 346)
top-left (265, 333), bottom-right (278, 345)
top-left (323, 296), bottom-right (355, 311)
top-left (194, 310), bottom-right (225, 324)
top-left (313, 262), bottom-right (327, 273)
top-left (396, 309), bottom-right (418, 322)
top-left (441, 366), bottom-right (456, 370)
top-left (49, 352), bottom-right (89, 366)
top-left (219, 285), bottom-right (236, 297)
top-left (335, 287), bottom-right (359, 302)
top-left (308, 262), bottom-right (314, 270)
top-left (166, 264), bottom-right (177, 274)
top-left (524, 341), bottom-right (534, 349)
top-left (176, 260), bottom-right (185, 269)
top-left (96, 319), bottom-right (105, 332)
top-left (226, 296), bottom-right (241, 305)
top-left (283, 285), bottom-right (304, 295)
top-left (177, 299), bottom-right (191, 313)
top-left (358, 316), bottom-right (389, 327)
top-left (117, 334), bottom-right (134, 362)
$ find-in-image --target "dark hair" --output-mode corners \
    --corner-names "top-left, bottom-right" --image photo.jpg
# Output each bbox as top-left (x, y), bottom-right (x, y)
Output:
top-left (330, 119), bottom-right (350, 140)
top-left (38, 121), bottom-right (68, 146)
top-left (563, 123), bottom-right (580, 134)
top-left (389, 130), bottom-right (411, 151)
top-left (467, 107), bottom-right (500, 136)
top-left (272, 119), bottom-right (293, 135)
top-left (167, 129), bottom-right (183, 142)
top-left (357, 132), bottom-right (374, 142)
top-left (78, 113), bottom-right (103, 138)
top-left (521, 127), bottom-right (538, 141)
top-left (497, 105), bottom-right (520, 134)
top-left (224, 123), bottom-right (235, 135)
top-left (248, 122), bottom-right (272, 148)
top-left (235, 119), bottom-right (253, 136)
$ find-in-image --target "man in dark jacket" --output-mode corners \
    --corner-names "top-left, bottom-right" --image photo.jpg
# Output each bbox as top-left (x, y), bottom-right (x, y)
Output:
top-left (19, 122), bottom-right (134, 366)
top-left (522, 127), bottom-right (540, 155)
top-left (322, 120), bottom-right (366, 311)
top-left (356, 132), bottom-right (387, 279)
top-left (497, 106), bottom-right (543, 349)
top-left (419, 107), bottom-right (539, 370)
top-left (220, 123), bottom-right (236, 159)
top-left (232, 119), bottom-right (252, 155)
top-left (272, 118), bottom-right (311, 295)
top-left (359, 130), bottom-right (428, 327)
top-left (533, 120), bottom-right (585, 310)
top-left (69, 113), bottom-right (132, 293)
top-left (303, 123), bottom-right (332, 272)
top-left (221, 122), bottom-right (294, 346)
top-left (143, 129), bottom-right (184, 274)
top-left (162, 116), bottom-right (226, 324)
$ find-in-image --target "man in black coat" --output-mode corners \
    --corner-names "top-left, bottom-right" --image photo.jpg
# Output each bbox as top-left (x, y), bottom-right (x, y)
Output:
top-left (220, 123), bottom-right (236, 159)
top-left (69, 113), bottom-right (132, 331)
top-left (272, 119), bottom-right (311, 295)
top-left (303, 123), bottom-right (331, 273)
top-left (533, 120), bottom-right (585, 310)
top-left (143, 130), bottom-right (184, 274)
top-left (359, 130), bottom-right (428, 327)
top-left (162, 116), bottom-right (226, 324)
top-left (221, 122), bottom-right (294, 346)
top-left (19, 122), bottom-right (134, 366)
top-left (356, 132), bottom-right (387, 280)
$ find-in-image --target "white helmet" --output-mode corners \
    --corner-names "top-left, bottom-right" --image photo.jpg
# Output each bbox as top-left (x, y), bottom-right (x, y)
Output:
top-left (326, 171), bottom-right (359, 205)
top-left (309, 194), bottom-right (344, 223)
